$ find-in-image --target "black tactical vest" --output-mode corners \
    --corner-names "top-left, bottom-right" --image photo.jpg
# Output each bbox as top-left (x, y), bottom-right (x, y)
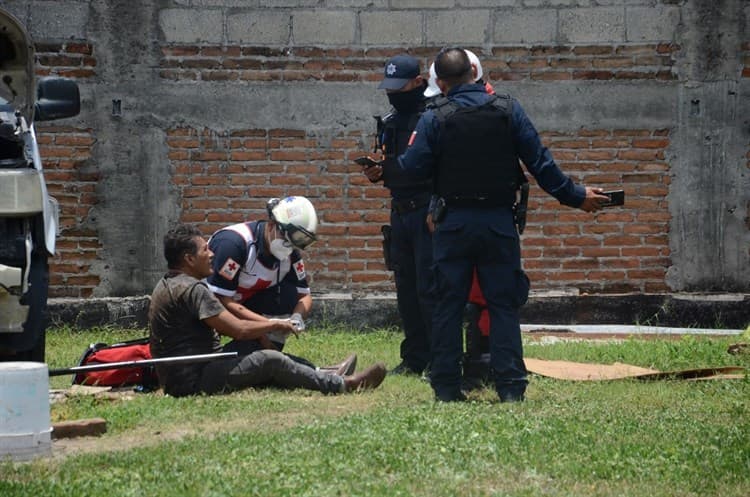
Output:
top-left (378, 110), bottom-right (432, 190)
top-left (431, 94), bottom-right (521, 205)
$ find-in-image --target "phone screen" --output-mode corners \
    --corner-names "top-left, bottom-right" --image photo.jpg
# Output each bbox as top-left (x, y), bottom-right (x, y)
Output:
top-left (601, 190), bottom-right (625, 207)
top-left (354, 156), bottom-right (379, 168)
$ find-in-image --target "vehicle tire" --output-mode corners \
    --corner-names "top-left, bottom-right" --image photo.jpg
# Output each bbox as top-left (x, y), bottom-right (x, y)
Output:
top-left (22, 250), bottom-right (49, 362)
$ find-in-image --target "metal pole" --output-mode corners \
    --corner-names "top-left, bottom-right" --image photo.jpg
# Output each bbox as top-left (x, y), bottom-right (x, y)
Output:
top-left (48, 351), bottom-right (238, 377)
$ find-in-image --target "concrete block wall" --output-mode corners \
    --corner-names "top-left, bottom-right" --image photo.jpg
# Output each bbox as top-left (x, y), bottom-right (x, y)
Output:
top-left (3, 0), bottom-right (748, 299)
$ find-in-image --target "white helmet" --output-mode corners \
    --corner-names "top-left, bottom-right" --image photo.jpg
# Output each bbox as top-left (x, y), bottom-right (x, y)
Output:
top-left (424, 62), bottom-right (440, 98)
top-left (424, 49), bottom-right (483, 98)
top-left (464, 49), bottom-right (483, 82)
top-left (267, 196), bottom-right (318, 249)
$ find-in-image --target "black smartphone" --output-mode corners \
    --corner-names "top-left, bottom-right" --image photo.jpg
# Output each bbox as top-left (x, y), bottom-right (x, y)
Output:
top-left (601, 190), bottom-right (625, 207)
top-left (354, 156), bottom-right (380, 168)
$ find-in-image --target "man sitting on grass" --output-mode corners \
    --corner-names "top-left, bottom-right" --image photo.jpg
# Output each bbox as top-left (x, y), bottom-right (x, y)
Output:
top-left (149, 223), bottom-right (387, 397)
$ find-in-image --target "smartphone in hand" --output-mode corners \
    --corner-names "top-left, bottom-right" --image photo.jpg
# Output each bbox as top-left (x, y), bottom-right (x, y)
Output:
top-left (354, 156), bottom-right (381, 168)
top-left (601, 190), bottom-right (625, 207)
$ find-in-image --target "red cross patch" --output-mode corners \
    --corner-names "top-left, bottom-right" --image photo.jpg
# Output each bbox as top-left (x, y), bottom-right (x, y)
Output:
top-left (219, 257), bottom-right (240, 280)
top-left (294, 260), bottom-right (306, 280)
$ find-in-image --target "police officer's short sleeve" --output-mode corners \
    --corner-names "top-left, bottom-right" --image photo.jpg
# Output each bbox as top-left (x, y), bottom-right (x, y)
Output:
top-left (206, 229), bottom-right (247, 297)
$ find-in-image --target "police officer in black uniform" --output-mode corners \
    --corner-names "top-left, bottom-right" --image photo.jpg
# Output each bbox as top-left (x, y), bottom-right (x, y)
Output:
top-left (398, 48), bottom-right (609, 402)
top-left (361, 55), bottom-right (434, 376)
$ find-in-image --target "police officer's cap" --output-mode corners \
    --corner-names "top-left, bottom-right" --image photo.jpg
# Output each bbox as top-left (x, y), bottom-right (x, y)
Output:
top-left (378, 55), bottom-right (420, 90)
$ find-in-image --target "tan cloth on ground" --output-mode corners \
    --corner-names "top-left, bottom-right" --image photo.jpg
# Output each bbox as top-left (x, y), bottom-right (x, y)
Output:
top-left (524, 358), bottom-right (745, 381)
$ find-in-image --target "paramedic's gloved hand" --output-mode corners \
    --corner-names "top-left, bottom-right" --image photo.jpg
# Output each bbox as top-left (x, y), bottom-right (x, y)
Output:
top-left (270, 319), bottom-right (297, 337)
top-left (266, 317), bottom-right (297, 348)
top-left (290, 313), bottom-right (305, 332)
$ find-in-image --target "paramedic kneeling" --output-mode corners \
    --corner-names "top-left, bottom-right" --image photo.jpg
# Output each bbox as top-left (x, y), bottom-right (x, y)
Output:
top-left (205, 196), bottom-right (318, 353)
top-left (148, 224), bottom-right (386, 397)
top-left (398, 47), bottom-right (608, 403)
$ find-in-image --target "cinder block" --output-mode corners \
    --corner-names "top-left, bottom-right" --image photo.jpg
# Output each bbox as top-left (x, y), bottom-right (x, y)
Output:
top-left (360, 11), bottom-right (422, 45)
top-left (160, 9), bottom-right (223, 44)
top-left (27, 1), bottom-right (89, 40)
top-left (559, 7), bottom-right (625, 44)
top-left (425, 10), bottom-right (490, 44)
top-left (494, 9), bottom-right (557, 44)
top-left (292, 11), bottom-right (356, 45)
top-left (228, 11), bottom-right (290, 45)
top-left (626, 6), bottom-right (680, 42)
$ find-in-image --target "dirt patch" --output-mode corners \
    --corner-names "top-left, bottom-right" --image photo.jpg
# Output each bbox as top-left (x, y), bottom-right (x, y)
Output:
top-left (49, 393), bottom-right (378, 460)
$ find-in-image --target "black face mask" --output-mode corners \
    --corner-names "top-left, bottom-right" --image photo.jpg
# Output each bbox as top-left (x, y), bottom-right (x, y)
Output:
top-left (387, 85), bottom-right (424, 113)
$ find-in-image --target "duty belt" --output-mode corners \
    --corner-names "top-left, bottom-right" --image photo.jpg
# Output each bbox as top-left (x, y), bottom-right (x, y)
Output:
top-left (443, 196), bottom-right (512, 208)
top-left (391, 194), bottom-right (431, 214)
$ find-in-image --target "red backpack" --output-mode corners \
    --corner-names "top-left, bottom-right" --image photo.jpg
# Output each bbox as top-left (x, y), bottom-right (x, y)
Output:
top-left (72, 337), bottom-right (159, 388)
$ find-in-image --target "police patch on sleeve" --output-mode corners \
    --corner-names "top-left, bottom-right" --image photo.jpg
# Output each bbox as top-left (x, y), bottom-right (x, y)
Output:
top-left (294, 260), bottom-right (306, 280)
top-left (219, 257), bottom-right (240, 281)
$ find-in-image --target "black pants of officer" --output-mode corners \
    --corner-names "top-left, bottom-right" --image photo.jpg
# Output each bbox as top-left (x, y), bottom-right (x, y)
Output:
top-left (390, 198), bottom-right (434, 373)
top-left (430, 206), bottom-right (529, 402)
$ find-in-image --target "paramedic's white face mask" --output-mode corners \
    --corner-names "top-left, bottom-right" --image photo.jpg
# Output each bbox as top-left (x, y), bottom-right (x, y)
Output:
top-left (269, 226), bottom-right (293, 260)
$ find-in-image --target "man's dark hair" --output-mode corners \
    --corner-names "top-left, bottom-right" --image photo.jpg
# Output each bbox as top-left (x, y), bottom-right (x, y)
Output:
top-left (163, 224), bottom-right (203, 269)
top-left (434, 47), bottom-right (473, 89)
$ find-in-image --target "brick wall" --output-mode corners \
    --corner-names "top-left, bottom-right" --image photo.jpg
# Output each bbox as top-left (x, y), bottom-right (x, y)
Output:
top-left (160, 44), bottom-right (679, 292)
top-left (167, 125), bottom-right (389, 291)
top-left (488, 44), bottom-right (677, 81)
top-left (746, 40), bottom-right (750, 234)
top-left (35, 42), bottom-right (96, 79)
top-left (525, 129), bottom-right (671, 294)
top-left (160, 44), bottom-right (678, 83)
top-left (33, 40), bottom-right (99, 297)
top-left (37, 41), bottom-right (678, 295)
top-left (165, 123), bottom-right (671, 294)
top-left (35, 125), bottom-right (100, 298)
top-left (22, 0), bottom-right (748, 296)
top-left (160, 42), bottom-right (677, 294)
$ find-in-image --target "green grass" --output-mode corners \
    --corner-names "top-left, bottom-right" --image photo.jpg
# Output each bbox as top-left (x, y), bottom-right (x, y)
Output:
top-left (1, 327), bottom-right (748, 497)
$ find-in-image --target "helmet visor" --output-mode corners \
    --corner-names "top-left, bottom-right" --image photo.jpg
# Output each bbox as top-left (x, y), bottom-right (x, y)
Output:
top-left (280, 223), bottom-right (316, 250)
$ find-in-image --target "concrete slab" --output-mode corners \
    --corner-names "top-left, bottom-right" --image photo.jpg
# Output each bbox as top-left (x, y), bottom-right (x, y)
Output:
top-left (522, 324), bottom-right (744, 335)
